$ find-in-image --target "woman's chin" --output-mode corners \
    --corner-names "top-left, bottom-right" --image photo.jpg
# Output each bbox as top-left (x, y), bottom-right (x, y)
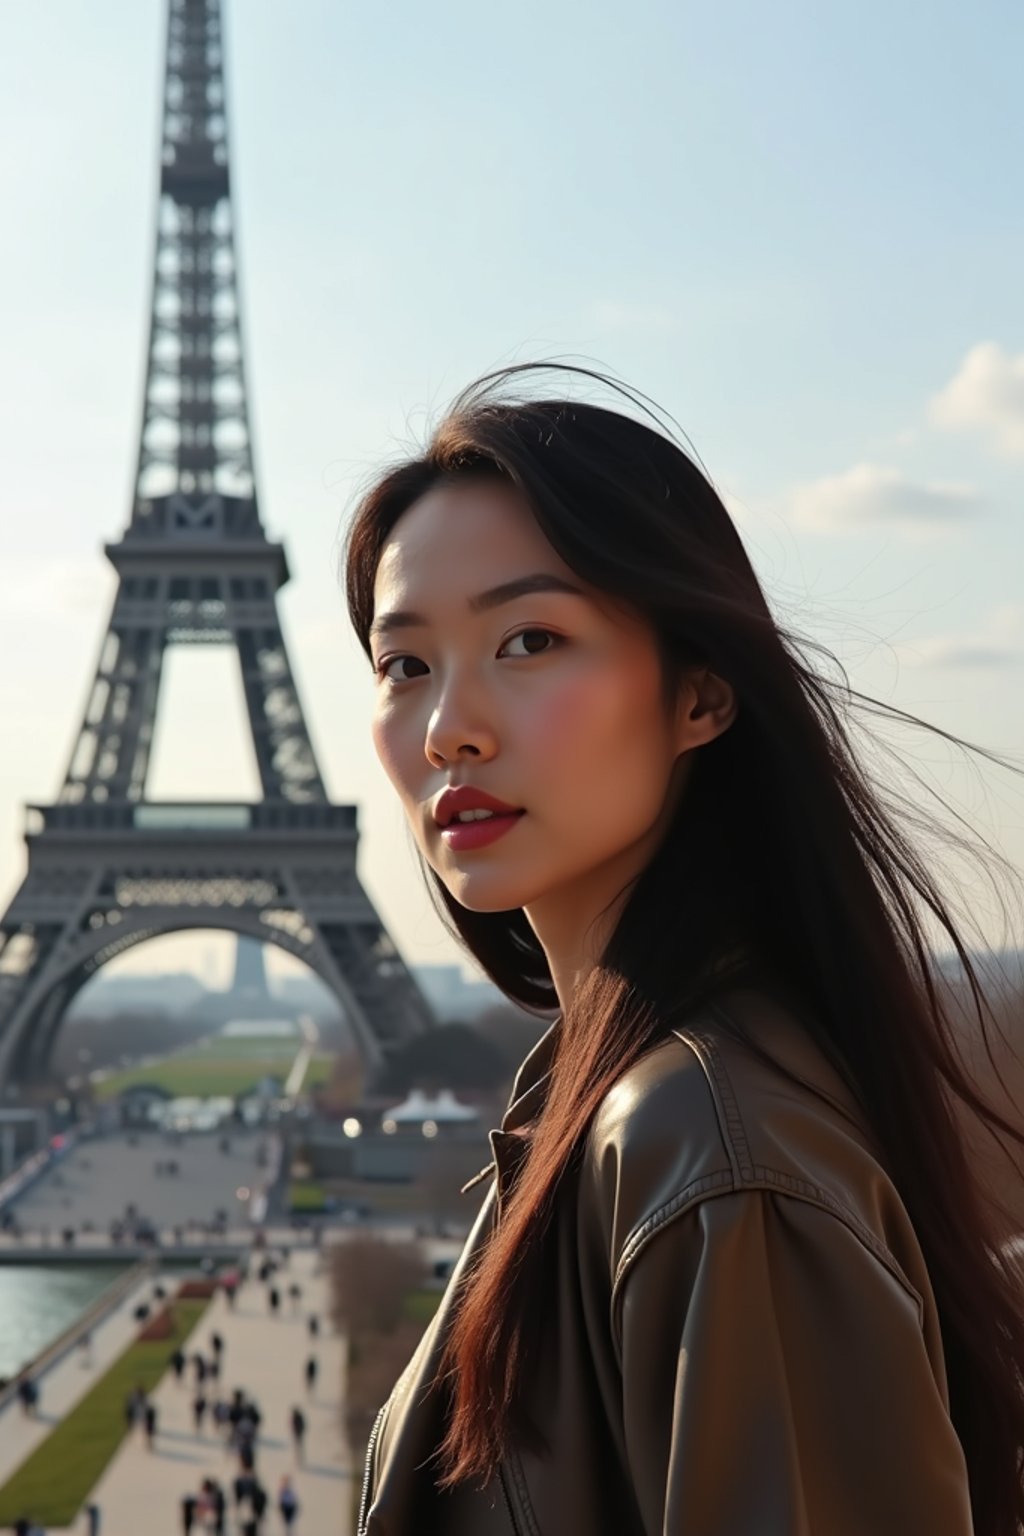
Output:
top-left (445, 872), bottom-right (546, 914)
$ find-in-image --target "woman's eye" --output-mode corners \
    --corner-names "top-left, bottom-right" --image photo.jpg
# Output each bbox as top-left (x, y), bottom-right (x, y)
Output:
top-left (501, 627), bottom-right (558, 658)
top-left (375, 628), bottom-right (559, 684)
top-left (376, 654), bottom-right (427, 683)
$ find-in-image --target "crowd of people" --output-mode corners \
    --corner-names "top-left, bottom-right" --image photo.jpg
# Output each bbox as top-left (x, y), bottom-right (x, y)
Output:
top-left (178, 1472), bottom-right (299, 1536)
top-left (4, 1244), bottom-right (327, 1534)
top-left (168, 1257), bottom-right (317, 1534)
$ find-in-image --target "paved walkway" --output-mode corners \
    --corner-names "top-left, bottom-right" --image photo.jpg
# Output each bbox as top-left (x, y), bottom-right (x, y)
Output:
top-left (0, 1266), bottom-right (167, 1484)
top-left (12, 1131), bottom-right (276, 1233)
top-left (89, 1247), bottom-right (351, 1535)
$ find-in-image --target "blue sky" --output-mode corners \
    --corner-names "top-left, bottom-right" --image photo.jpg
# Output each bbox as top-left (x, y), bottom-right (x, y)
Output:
top-left (1, 0), bottom-right (1022, 987)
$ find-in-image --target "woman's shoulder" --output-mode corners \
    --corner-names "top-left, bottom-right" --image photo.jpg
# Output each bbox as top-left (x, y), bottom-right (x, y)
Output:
top-left (580, 984), bottom-right (915, 1290)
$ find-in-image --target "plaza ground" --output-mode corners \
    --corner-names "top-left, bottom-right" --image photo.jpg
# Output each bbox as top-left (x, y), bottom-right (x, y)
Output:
top-left (13, 1130), bottom-right (275, 1233)
top-left (90, 1245), bottom-right (350, 1534)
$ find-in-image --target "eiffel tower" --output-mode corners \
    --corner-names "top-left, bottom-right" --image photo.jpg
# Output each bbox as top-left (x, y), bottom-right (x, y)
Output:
top-left (0, 0), bottom-right (435, 1088)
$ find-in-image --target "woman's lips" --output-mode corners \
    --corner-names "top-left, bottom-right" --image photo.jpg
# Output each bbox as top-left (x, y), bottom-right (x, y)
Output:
top-left (439, 810), bottom-right (526, 851)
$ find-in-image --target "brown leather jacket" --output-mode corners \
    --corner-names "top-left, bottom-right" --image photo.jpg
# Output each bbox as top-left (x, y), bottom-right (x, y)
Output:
top-left (358, 982), bottom-right (975, 1535)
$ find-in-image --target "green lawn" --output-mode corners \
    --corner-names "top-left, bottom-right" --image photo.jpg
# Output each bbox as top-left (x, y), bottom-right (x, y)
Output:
top-left (403, 1288), bottom-right (442, 1325)
top-left (288, 1179), bottom-right (327, 1212)
top-left (94, 1045), bottom-right (331, 1101)
top-left (0, 1297), bottom-right (210, 1528)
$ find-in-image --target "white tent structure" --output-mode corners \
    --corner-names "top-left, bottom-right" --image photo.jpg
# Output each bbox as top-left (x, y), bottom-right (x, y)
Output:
top-left (386, 1088), bottom-right (479, 1125)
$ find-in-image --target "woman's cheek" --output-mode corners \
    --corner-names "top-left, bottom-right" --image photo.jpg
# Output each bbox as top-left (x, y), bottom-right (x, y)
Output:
top-left (519, 682), bottom-right (586, 765)
top-left (370, 714), bottom-right (411, 794)
top-left (525, 669), bottom-right (627, 757)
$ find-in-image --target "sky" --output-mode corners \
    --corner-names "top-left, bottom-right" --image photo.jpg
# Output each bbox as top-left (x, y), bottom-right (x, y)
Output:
top-left (1, 0), bottom-right (1022, 989)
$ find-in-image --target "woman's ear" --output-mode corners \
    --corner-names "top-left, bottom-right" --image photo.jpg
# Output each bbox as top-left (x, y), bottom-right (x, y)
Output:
top-left (676, 667), bottom-right (737, 753)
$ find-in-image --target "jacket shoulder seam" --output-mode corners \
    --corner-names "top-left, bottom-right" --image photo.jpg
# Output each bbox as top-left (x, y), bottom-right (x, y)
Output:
top-left (612, 1174), bottom-right (926, 1351)
top-left (670, 1017), bottom-right (754, 1182)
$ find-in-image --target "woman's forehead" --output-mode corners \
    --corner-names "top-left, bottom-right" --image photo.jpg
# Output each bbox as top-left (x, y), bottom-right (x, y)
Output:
top-left (374, 481), bottom-right (572, 605)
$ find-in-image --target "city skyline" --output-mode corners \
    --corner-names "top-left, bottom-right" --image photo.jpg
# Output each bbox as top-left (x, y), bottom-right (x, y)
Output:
top-left (2, 1), bottom-right (1022, 990)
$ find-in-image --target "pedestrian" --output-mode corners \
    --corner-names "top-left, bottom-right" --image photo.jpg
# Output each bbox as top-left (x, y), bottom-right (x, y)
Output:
top-left (16, 1376), bottom-right (34, 1418)
top-left (289, 1405), bottom-right (306, 1466)
top-left (210, 1329), bottom-right (224, 1360)
top-left (180, 1492), bottom-right (197, 1536)
top-left (236, 1400), bottom-right (261, 1466)
top-left (210, 1479), bottom-right (226, 1536)
top-left (85, 1502), bottom-right (101, 1535)
top-left (192, 1391), bottom-right (208, 1434)
top-left (13, 1518), bottom-right (30, 1536)
top-left (277, 1475), bottom-right (299, 1530)
top-left (251, 1481), bottom-right (268, 1523)
top-left (303, 1354), bottom-right (317, 1398)
top-left (207, 1353), bottom-right (221, 1385)
top-left (232, 1468), bottom-right (254, 1508)
top-left (306, 1313), bottom-right (319, 1340)
top-left (287, 1282), bottom-right (302, 1314)
top-left (144, 1398), bottom-right (158, 1449)
top-left (192, 1351), bottom-right (207, 1386)
top-left (196, 1482), bottom-right (215, 1530)
top-left (213, 1396), bottom-right (231, 1442)
top-left (241, 1474), bottom-right (264, 1536)
top-left (267, 1285), bottom-right (280, 1316)
top-left (170, 1345), bottom-right (186, 1384)
top-left (124, 1382), bottom-right (145, 1435)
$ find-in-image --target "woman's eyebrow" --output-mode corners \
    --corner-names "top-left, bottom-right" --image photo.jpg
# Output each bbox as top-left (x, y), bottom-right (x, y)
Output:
top-left (369, 573), bottom-right (585, 640)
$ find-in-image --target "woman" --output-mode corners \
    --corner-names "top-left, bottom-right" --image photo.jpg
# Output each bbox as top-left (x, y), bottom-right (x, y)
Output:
top-left (277, 1474), bottom-right (299, 1531)
top-left (345, 364), bottom-right (1024, 1534)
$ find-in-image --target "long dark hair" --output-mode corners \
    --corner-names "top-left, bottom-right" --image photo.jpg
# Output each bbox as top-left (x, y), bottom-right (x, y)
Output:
top-left (344, 363), bottom-right (1024, 1534)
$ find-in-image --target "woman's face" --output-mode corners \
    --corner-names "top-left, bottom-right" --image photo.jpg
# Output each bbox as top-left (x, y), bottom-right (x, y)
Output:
top-left (368, 477), bottom-right (724, 972)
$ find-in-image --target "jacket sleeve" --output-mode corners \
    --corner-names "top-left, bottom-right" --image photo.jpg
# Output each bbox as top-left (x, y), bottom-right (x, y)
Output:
top-left (616, 1188), bottom-right (975, 1536)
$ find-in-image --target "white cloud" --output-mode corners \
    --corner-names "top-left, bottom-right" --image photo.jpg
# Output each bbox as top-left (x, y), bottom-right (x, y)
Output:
top-left (927, 342), bottom-right (1024, 459)
top-left (787, 462), bottom-right (985, 537)
top-left (900, 604), bottom-right (1024, 670)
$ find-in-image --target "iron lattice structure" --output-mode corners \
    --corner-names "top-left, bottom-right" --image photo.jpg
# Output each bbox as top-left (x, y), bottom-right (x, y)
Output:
top-left (0, 0), bottom-right (436, 1086)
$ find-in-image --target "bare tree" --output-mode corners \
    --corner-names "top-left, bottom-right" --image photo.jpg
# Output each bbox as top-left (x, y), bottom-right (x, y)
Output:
top-left (345, 1319), bottom-right (426, 1452)
top-left (329, 1235), bottom-right (429, 1340)
top-left (946, 971), bottom-right (1024, 1240)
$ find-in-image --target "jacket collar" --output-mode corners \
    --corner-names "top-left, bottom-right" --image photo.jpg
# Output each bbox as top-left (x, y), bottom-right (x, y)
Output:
top-left (500, 1012), bottom-right (562, 1132)
top-left (460, 1013), bottom-right (561, 1204)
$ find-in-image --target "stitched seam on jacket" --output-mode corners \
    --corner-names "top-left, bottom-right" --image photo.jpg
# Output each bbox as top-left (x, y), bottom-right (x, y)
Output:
top-left (504, 1441), bottom-right (542, 1536)
top-left (670, 1024), bottom-right (751, 1183)
top-left (611, 1175), bottom-right (926, 1354)
top-left (677, 1014), bottom-right (757, 1179)
top-left (666, 1011), bottom-right (924, 1314)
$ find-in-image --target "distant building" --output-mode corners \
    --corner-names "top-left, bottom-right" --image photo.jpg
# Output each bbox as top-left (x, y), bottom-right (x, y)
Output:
top-left (221, 1019), bottom-right (298, 1038)
top-left (118, 1083), bottom-right (172, 1128)
top-left (411, 965), bottom-right (505, 1022)
top-left (67, 972), bottom-right (207, 1017)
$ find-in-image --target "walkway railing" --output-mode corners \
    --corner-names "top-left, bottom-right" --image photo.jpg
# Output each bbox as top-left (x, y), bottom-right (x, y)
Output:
top-left (0, 1258), bottom-right (151, 1415)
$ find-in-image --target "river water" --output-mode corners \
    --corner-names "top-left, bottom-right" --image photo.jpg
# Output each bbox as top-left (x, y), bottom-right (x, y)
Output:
top-left (0, 1264), bottom-right (123, 1380)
